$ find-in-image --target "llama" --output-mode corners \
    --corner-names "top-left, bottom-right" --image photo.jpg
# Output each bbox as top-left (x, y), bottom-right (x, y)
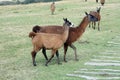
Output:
top-left (32, 12), bottom-right (97, 62)
top-left (32, 19), bottom-right (74, 61)
top-left (29, 18), bottom-right (72, 66)
top-left (89, 7), bottom-right (101, 31)
top-left (50, 2), bottom-right (55, 15)
top-left (100, 0), bottom-right (105, 6)
top-left (32, 25), bottom-right (64, 34)
top-left (63, 12), bottom-right (97, 62)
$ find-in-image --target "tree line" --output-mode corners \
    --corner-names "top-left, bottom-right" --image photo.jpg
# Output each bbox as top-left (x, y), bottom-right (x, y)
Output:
top-left (0, 0), bottom-right (60, 5)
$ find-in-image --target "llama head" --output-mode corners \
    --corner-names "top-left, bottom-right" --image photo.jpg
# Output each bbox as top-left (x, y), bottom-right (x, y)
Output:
top-left (85, 12), bottom-right (98, 22)
top-left (32, 25), bottom-right (41, 33)
top-left (97, 7), bottom-right (101, 13)
top-left (63, 18), bottom-right (74, 27)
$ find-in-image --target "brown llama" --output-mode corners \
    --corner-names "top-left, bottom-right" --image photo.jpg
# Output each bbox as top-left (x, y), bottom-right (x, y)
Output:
top-left (29, 18), bottom-right (72, 66)
top-left (63, 12), bottom-right (97, 62)
top-left (32, 19), bottom-right (74, 61)
top-left (50, 2), bottom-right (55, 15)
top-left (32, 12), bottom-right (97, 62)
top-left (89, 7), bottom-right (101, 31)
top-left (100, 0), bottom-right (105, 6)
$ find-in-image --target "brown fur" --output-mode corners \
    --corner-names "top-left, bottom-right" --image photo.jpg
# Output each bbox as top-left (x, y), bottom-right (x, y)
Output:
top-left (29, 31), bottom-right (67, 50)
top-left (33, 25), bottom-right (65, 34)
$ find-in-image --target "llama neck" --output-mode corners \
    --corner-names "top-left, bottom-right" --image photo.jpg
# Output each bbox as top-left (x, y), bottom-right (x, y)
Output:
top-left (77, 16), bottom-right (89, 33)
top-left (65, 16), bottom-right (90, 45)
top-left (61, 25), bottom-right (69, 42)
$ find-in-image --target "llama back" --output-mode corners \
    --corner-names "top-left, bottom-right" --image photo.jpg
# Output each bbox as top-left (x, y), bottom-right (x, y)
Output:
top-left (32, 25), bottom-right (65, 34)
top-left (40, 26), bottom-right (65, 34)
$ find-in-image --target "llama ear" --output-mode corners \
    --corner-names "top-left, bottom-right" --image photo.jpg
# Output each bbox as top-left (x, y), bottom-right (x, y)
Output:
top-left (66, 18), bottom-right (68, 21)
top-left (63, 18), bottom-right (67, 21)
top-left (97, 7), bottom-right (101, 13)
top-left (85, 12), bottom-right (88, 15)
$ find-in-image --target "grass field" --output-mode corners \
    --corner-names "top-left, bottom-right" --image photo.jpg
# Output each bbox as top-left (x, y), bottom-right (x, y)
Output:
top-left (0, 0), bottom-right (120, 80)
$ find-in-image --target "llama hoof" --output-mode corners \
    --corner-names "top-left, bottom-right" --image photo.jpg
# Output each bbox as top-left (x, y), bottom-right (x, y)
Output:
top-left (33, 64), bottom-right (37, 66)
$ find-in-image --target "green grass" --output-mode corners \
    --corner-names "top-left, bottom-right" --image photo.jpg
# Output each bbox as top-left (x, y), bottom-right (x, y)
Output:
top-left (0, 0), bottom-right (120, 80)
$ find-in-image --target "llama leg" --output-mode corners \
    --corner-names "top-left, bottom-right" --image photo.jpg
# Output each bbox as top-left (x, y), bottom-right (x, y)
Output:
top-left (45, 50), bottom-right (55, 66)
top-left (92, 22), bottom-right (94, 29)
top-left (31, 51), bottom-right (37, 66)
top-left (89, 22), bottom-right (91, 28)
top-left (70, 44), bottom-right (78, 61)
top-left (42, 47), bottom-right (48, 60)
top-left (45, 55), bottom-right (54, 66)
top-left (98, 21), bottom-right (100, 31)
top-left (56, 50), bottom-right (61, 65)
top-left (93, 22), bottom-right (96, 29)
top-left (56, 50), bottom-right (59, 57)
top-left (64, 44), bottom-right (68, 62)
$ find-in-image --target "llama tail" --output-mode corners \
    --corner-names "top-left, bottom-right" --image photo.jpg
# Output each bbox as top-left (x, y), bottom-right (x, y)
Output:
top-left (29, 32), bottom-right (36, 38)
